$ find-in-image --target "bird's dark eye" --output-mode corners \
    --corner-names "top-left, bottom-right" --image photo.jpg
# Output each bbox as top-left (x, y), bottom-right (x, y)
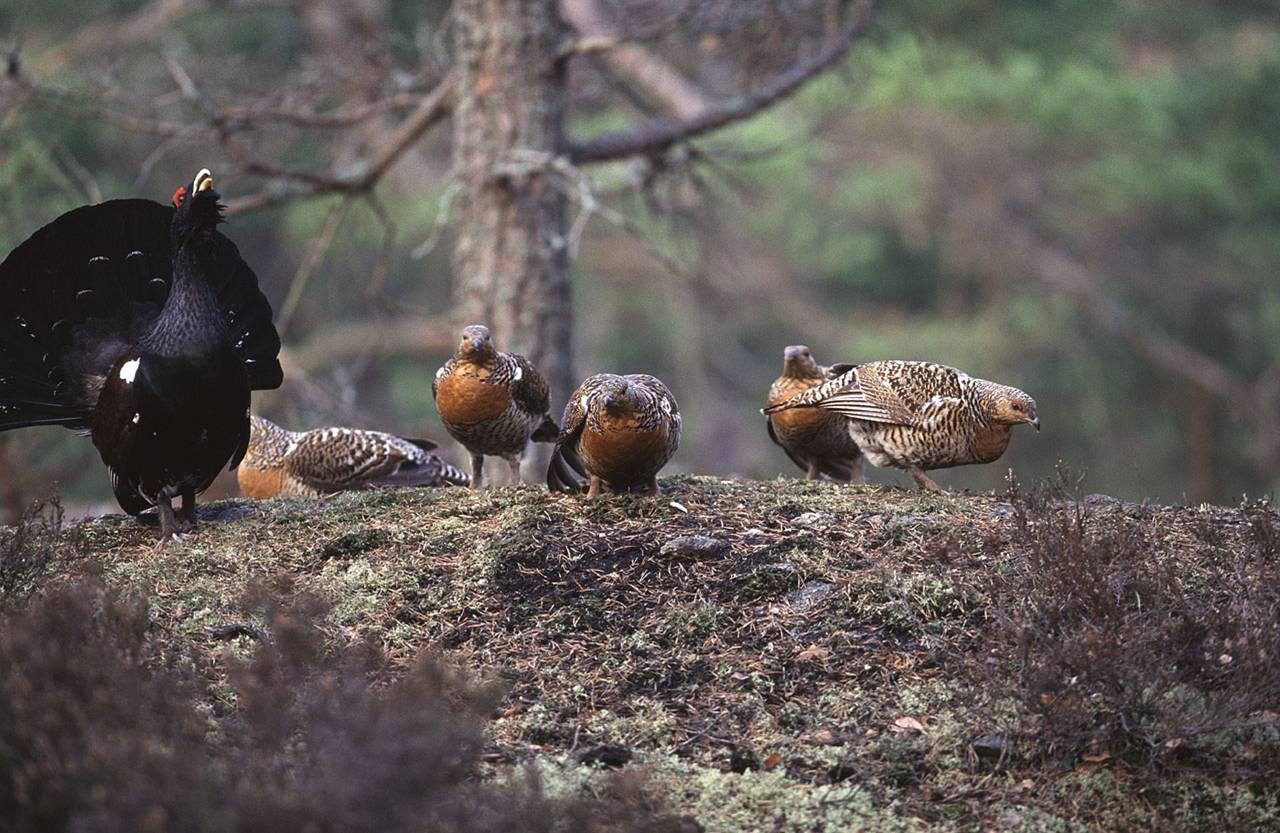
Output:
top-left (1011, 403), bottom-right (1022, 412)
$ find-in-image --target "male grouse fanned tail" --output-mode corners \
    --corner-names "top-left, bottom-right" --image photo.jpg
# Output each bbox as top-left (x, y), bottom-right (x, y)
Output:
top-left (0, 169), bottom-right (283, 538)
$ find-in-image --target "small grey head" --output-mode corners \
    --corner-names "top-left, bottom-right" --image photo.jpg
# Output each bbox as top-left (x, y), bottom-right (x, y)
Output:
top-left (600, 376), bottom-right (637, 414)
top-left (782, 344), bottom-right (823, 378)
top-left (458, 324), bottom-right (494, 358)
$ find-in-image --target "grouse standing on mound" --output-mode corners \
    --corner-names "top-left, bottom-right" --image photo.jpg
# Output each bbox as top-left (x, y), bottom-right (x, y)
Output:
top-left (432, 325), bottom-right (557, 488)
top-left (547, 373), bottom-right (681, 498)
top-left (763, 360), bottom-right (1038, 492)
top-left (766, 345), bottom-right (865, 483)
top-left (237, 415), bottom-right (468, 498)
top-left (0, 168), bottom-right (283, 539)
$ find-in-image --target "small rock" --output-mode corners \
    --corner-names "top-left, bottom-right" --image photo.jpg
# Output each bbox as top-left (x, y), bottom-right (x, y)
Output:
top-left (785, 580), bottom-right (836, 612)
top-left (728, 747), bottom-right (760, 773)
top-left (885, 514), bottom-right (941, 533)
top-left (972, 733), bottom-right (1012, 761)
top-left (989, 503), bottom-right (1017, 520)
top-left (793, 511), bottom-right (835, 529)
top-left (1080, 494), bottom-right (1145, 514)
top-left (806, 728), bottom-right (844, 746)
top-left (577, 744), bottom-right (633, 769)
top-left (660, 535), bottom-right (729, 559)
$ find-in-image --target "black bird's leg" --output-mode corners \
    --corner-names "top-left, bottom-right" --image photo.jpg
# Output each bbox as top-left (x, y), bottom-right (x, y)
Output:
top-left (155, 493), bottom-right (181, 542)
top-left (177, 486), bottom-right (196, 532)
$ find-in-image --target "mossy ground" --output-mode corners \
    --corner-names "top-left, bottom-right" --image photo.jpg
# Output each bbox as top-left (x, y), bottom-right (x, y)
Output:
top-left (28, 477), bottom-right (1280, 832)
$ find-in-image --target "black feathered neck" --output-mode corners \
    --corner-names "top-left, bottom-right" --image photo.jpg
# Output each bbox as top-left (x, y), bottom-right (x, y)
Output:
top-left (140, 189), bottom-right (232, 356)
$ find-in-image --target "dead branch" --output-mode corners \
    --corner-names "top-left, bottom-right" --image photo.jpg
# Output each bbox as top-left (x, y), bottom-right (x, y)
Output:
top-left (222, 71), bottom-right (456, 214)
top-left (560, 0), bottom-right (710, 119)
top-left (281, 315), bottom-right (454, 373)
top-left (276, 197), bottom-right (354, 341)
top-left (1013, 221), bottom-right (1244, 400)
top-left (565, 0), bottom-right (876, 164)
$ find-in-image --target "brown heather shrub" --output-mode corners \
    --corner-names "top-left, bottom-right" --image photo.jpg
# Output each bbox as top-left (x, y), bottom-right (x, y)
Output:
top-left (0, 580), bottom-right (689, 833)
top-left (979, 481), bottom-right (1280, 773)
top-left (0, 494), bottom-right (64, 604)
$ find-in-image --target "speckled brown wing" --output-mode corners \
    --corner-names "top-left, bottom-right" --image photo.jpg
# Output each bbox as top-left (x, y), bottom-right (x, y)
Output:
top-left (546, 377), bottom-right (595, 493)
top-left (766, 361), bottom-right (966, 425)
top-left (507, 353), bottom-right (558, 441)
top-left (284, 428), bottom-right (464, 492)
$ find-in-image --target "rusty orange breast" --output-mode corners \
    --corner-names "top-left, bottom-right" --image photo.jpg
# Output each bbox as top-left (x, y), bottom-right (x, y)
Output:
top-left (971, 425), bottom-right (1013, 463)
top-left (238, 463), bottom-right (284, 499)
top-left (769, 406), bottom-right (832, 436)
top-left (581, 424), bottom-right (671, 479)
top-left (436, 372), bottom-right (509, 424)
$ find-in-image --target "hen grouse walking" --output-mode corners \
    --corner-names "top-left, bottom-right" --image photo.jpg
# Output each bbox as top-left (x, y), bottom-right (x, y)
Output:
top-left (766, 345), bottom-right (864, 483)
top-left (432, 325), bottom-right (557, 488)
top-left (547, 373), bottom-right (680, 498)
top-left (238, 415), bottom-right (468, 498)
top-left (763, 360), bottom-right (1038, 492)
top-left (0, 168), bottom-right (283, 539)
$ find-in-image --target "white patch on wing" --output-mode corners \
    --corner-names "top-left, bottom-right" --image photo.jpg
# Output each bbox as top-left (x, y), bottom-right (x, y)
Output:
top-left (131, 413), bottom-right (140, 425)
top-left (660, 397), bottom-right (672, 414)
top-left (512, 364), bottom-right (523, 381)
top-left (119, 358), bottom-right (141, 384)
top-left (435, 366), bottom-right (447, 382)
top-left (579, 394), bottom-right (589, 412)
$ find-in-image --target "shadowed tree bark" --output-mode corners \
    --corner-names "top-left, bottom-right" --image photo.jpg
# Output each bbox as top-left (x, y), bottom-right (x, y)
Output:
top-left (452, 0), bottom-right (574, 403)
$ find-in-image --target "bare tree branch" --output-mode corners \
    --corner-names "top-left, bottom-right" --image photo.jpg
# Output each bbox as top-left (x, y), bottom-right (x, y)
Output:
top-left (222, 71), bottom-right (456, 214)
top-left (276, 197), bottom-right (353, 341)
top-left (281, 315), bottom-right (453, 373)
top-left (565, 0), bottom-right (876, 164)
top-left (560, 0), bottom-right (710, 119)
top-left (1014, 222), bottom-right (1244, 400)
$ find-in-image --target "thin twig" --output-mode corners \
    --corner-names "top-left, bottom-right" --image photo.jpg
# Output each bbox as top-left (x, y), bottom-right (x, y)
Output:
top-left (566, 0), bottom-right (877, 164)
top-left (276, 197), bottom-right (352, 341)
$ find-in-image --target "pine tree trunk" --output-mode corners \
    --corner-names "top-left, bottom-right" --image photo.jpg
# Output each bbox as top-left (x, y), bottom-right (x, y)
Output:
top-left (451, 0), bottom-right (572, 409)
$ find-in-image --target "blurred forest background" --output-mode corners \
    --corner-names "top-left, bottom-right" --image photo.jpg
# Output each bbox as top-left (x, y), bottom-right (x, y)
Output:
top-left (1, 0), bottom-right (1278, 520)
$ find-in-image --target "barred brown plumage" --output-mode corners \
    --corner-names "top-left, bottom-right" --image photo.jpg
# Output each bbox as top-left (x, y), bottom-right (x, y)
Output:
top-left (237, 415), bottom-right (468, 498)
top-left (432, 324), bottom-right (558, 488)
top-left (762, 360), bottom-right (1039, 492)
top-left (547, 373), bottom-right (681, 498)
top-left (766, 345), bottom-right (865, 482)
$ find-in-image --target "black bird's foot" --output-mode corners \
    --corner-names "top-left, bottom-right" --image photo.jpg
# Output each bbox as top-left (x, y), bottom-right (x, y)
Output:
top-left (155, 494), bottom-right (192, 542)
top-left (154, 530), bottom-right (193, 550)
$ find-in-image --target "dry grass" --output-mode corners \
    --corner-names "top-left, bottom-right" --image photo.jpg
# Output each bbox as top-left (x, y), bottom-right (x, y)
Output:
top-left (8, 475), bottom-right (1280, 832)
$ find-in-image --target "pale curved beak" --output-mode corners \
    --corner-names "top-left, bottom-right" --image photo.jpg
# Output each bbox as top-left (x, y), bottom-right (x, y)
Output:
top-left (1031, 416), bottom-right (1041, 432)
top-left (194, 168), bottom-right (214, 193)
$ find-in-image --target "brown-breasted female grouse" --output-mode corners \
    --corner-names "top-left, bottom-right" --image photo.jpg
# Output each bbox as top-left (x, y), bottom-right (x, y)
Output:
top-left (0, 168), bottom-right (282, 540)
top-left (547, 373), bottom-right (680, 498)
top-left (432, 325), bottom-right (557, 488)
top-left (763, 360), bottom-right (1038, 492)
top-left (766, 345), bottom-right (864, 483)
top-left (237, 415), bottom-right (468, 498)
